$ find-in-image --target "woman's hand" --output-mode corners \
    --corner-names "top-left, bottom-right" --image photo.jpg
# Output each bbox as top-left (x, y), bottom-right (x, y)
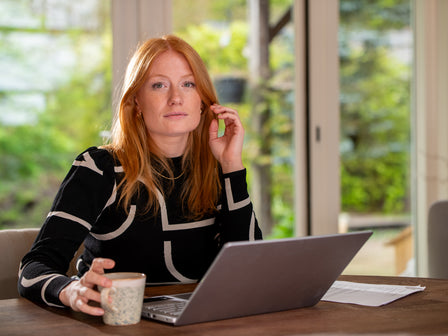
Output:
top-left (59, 258), bottom-right (115, 316)
top-left (209, 104), bottom-right (245, 174)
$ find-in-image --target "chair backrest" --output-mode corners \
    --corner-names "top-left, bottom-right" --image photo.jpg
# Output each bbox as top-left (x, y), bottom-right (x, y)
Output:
top-left (428, 200), bottom-right (448, 279)
top-left (0, 228), bottom-right (40, 299)
top-left (0, 228), bottom-right (83, 299)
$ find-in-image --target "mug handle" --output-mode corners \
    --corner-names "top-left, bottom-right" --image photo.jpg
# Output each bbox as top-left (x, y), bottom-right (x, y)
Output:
top-left (101, 287), bottom-right (118, 313)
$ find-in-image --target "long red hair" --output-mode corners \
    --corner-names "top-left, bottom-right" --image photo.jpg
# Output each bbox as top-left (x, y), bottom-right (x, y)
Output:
top-left (104, 35), bottom-right (221, 218)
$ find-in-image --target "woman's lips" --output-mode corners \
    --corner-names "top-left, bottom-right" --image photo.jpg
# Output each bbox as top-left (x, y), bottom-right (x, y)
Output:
top-left (164, 112), bottom-right (187, 119)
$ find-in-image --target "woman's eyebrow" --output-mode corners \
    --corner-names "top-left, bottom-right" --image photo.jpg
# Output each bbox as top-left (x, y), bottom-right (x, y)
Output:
top-left (147, 73), bottom-right (194, 80)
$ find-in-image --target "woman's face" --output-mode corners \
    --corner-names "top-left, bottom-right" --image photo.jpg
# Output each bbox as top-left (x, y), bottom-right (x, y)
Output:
top-left (135, 50), bottom-right (202, 155)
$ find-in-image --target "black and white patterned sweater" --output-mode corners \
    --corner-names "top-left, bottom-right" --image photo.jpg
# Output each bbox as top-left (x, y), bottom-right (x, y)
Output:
top-left (18, 147), bottom-right (262, 308)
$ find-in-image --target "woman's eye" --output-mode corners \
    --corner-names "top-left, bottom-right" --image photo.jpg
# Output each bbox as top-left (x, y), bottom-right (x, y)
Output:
top-left (152, 82), bottom-right (165, 89)
top-left (184, 81), bottom-right (196, 88)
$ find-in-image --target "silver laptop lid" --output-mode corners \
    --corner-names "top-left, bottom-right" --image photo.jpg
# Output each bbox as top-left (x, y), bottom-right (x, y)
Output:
top-left (172, 231), bottom-right (372, 325)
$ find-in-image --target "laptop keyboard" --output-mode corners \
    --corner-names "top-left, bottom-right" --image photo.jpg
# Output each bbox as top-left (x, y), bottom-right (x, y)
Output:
top-left (146, 300), bottom-right (187, 317)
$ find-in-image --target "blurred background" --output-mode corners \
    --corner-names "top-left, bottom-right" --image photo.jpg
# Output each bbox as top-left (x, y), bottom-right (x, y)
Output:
top-left (1, 0), bottom-right (445, 277)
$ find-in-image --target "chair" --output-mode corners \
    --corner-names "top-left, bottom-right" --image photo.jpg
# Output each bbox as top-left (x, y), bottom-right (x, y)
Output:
top-left (428, 200), bottom-right (448, 279)
top-left (0, 228), bottom-right (39, 299)
top-left (0, 228), bottom-right (83, 299)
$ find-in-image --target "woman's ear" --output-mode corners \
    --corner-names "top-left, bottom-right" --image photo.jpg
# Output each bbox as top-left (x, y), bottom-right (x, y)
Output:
top-left (134, 96), bottom-right (143, 116)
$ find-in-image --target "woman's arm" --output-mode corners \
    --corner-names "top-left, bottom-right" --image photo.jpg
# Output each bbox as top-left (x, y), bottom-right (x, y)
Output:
top-left (208, 104), bottom-right (262, 242)
top-left (218, 169), bottom-right (263, 243)
top-left (18, 147), bottom-right (116, 308)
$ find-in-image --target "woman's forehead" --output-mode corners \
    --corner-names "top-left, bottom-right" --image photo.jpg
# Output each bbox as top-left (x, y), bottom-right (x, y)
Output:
top-left (149, 50), bottom-right (191, 72)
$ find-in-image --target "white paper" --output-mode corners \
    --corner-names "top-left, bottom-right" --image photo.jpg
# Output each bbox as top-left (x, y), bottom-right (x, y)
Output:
top-left (321, 280), bottom-right (426, 307)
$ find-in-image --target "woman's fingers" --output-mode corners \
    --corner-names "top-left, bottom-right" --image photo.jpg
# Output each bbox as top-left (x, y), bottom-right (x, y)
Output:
top-left (60, 257), bottom-right (116, 316)
top-left (209, 118), bottom-right (219, 141)
top-left (208, 104), bottom-right (245, 173)
top-left (81, 269), bottom-right (112, 289)
top-left (75, 295), bottom-right (104, 316)
top-left (62, 280), bottom-right (104, 316)
top-left (77, 285), bottom-right (101, 304)
top-left (82, 258), bottom-right (115, 288)
top-left (210, 104), bottom-right (243, 133)
top-left (90, 257), bottom-right (115, 274)
top-left (210, 104), bottom-right (240, 121)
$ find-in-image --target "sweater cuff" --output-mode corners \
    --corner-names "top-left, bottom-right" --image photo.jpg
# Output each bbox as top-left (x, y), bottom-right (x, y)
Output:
top-left (222, 169), bottom-right (250, 209)
top-left (48, 275), bottom-right (78, 308)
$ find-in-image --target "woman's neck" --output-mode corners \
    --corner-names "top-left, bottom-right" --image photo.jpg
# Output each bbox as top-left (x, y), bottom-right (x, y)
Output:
top-left (151, 135), bottom-right (187, 158)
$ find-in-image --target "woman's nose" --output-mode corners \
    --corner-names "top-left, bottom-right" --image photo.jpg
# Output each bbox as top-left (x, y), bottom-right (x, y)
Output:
top-left (169, 87), bottom-right (182, 105)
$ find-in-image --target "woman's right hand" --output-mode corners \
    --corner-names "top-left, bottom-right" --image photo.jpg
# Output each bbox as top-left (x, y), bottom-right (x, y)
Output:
top-left (59, 258), bottom-right (115, 316)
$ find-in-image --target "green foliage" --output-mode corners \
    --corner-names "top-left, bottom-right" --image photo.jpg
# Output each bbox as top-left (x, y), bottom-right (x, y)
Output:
top-left (0, 118), bottom-right (73, 228)
top-left (45, 38), bottom-right (113, 149)
top-left (172, 0), bottom-right (292, 30)
top-left (0, 123), bottom-right (71, 182)
top-left (0, 23), bottom-right (112, 229)
top-left (177, 21), bottom-right (248, 75)
top-left (0, 176), bottom-right (62, 229)
top-left (340, 0), bottom-right (410, 31)
top-left (269, 195), bottom-right (295, 239)
top-left (339, 0), bottom-right (411, 214)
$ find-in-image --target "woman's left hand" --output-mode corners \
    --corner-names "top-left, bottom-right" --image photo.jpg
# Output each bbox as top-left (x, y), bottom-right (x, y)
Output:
top-left (208, 104), bottom-right (245, 174)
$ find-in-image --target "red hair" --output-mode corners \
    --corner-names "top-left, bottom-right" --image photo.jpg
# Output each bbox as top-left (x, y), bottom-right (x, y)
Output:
top-left (105, 35), bottom-right (220, 218)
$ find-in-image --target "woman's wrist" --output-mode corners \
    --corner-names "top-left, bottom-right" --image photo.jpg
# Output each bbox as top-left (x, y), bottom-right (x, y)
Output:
top-left (59, 280), bottom-right (77, 307)
top-left (220, 161), bottom-right (244, 174)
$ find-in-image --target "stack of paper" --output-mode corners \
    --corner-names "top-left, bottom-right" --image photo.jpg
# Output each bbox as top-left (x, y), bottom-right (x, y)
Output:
top-left (321, 281), bottom-right (426, 307)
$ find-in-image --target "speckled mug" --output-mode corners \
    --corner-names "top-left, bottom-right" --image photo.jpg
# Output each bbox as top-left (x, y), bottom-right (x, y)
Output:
top-left (99, 272), bottom-right (146, 326)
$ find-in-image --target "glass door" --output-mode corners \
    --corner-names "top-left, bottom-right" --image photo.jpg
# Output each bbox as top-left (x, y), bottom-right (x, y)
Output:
top-left (338, 0), bottom-right (414, 276)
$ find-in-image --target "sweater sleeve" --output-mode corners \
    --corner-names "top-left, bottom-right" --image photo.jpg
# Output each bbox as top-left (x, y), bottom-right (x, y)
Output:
top-left (218, 169), bottom-right (263, 243)
top-left (18, 147), bottom-right (116, 307)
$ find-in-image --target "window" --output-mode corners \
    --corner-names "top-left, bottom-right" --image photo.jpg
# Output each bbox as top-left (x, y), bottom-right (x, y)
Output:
top-left (0, 0), bottom-right (111, 229)
top-left (338, 0), bottom-right (413, 276)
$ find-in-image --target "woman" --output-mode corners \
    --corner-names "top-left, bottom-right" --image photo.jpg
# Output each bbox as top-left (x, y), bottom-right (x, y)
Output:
top-left (18, 35), bottom-right (262, 316)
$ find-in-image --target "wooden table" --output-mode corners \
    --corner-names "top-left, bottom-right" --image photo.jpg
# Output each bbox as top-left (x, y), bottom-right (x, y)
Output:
top-left (1, 275), bottom-right (447, 335)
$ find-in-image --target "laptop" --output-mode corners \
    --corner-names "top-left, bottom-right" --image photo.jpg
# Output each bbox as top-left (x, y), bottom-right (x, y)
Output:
top-left (141, 230), bottom-right (372, 326)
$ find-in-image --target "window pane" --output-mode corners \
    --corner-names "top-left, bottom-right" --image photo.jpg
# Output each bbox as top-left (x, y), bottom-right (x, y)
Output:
top-left (0, 0), bottom-right (111, 229)
top-left (338, 0), bottom-right (413, 276)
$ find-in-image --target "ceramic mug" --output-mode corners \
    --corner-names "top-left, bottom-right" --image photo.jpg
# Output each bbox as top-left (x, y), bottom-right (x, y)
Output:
top-left (99, 272), bottom-right (146, 326)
